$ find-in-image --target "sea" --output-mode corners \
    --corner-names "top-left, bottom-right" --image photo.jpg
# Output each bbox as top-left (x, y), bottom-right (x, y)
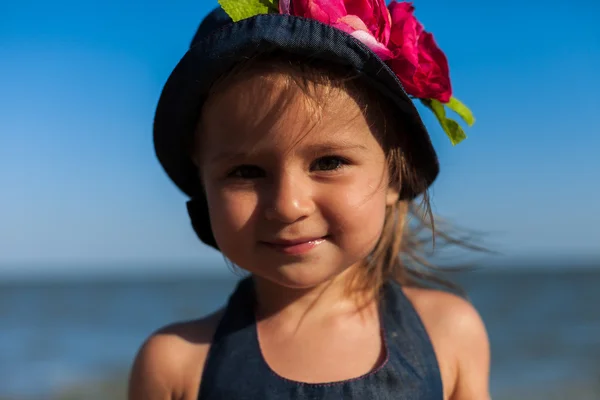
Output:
top-left (1, 266), bottom-right (599, 400)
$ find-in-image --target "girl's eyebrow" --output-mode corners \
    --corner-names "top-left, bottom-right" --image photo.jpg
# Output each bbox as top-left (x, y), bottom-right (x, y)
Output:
top-left (300, 142), bottom-right (369, 156)
top-left (208, 142), bottom-right (368, 164)
top-left (207, 150), bottom-right (251, 165)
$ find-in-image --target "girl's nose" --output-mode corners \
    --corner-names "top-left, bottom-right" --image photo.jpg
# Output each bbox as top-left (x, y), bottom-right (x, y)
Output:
top-left (264, 173), bottom-right (315, 223)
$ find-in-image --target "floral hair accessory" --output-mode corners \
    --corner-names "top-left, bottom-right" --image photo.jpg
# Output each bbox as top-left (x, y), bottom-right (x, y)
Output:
top-left (218, 0), bottom-right (475, 145)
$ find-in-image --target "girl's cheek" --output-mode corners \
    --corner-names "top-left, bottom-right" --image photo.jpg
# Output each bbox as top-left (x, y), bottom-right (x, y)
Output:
top-left (335, 174), bottom-right (388, 210)
top-left (209, 189), bottom-right (259, 230)
top-left (322, 180), bottom-right (387, 223)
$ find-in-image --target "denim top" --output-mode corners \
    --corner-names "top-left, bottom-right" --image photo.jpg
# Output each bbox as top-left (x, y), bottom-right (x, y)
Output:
top-left (198, 277), bottom-right (443, 399)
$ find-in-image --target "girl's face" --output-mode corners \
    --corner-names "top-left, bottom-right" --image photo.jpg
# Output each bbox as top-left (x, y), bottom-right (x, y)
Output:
top-left (197, 72), bottom-right (398, 289)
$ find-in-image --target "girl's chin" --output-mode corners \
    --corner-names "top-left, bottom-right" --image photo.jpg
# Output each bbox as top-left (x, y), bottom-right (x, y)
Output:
top-left (250, 263), bottom-right (355, 290)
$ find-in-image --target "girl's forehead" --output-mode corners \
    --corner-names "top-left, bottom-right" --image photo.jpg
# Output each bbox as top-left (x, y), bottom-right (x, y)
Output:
top-left (197, 73), bottom-right (378, 159)
top-left (203, 71), bottom-right (355, 125)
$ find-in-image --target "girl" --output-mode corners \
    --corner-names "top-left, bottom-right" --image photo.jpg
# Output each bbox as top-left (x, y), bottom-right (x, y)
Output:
top-left (131, 1), bottom-right (490, 399)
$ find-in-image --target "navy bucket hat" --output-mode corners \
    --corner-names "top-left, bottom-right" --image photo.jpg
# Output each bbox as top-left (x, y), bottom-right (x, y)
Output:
top-left (153, 6), bottom-right (440, 249)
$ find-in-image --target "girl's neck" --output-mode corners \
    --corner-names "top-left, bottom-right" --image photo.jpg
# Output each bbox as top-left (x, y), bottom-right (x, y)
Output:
top-left (251, 265), bottom-right (376, 327)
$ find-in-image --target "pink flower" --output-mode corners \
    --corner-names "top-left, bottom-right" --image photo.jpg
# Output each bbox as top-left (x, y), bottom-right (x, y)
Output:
top-left (386, 1), bottom-right (452, 102)
top-left (279, 0), bottom-right (453, 102)
top-left (281, 0), bottom-right (394, 60)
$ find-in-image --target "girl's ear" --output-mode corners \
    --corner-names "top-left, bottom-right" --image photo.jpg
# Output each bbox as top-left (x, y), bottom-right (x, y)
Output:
top-left (386, 186), bottom-right (400, 206)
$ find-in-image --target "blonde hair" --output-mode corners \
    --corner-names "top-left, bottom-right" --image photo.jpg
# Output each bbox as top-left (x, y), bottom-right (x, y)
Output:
top-left (200, 51), bottom-right (487, 300)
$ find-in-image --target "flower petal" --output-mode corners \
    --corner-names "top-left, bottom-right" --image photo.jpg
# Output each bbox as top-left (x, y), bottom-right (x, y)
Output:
top-left (388, 1), bottom-right (422, 67)
top-left (279, 0), bottom-right (291, 14)
top-left (344, 0), bottom-right (391, 45)
top-left (344, 0), bottom-right (374, 27)
top-left (416, 32), bottom-right (452, 102)
top-left (387, 57), bottom-right (419, 95)
top-left (350, 30), bottom-right (394, 60)
top-left (291, 0), bottom-right (347, 24)
top-left (378, 0), bottom-right (392, 45)
top-left (335, 15), bottom-right (370, 33)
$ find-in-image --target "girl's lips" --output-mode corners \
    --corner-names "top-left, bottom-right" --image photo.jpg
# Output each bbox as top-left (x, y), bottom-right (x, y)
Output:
top-left (262, 237), bottom-right (326, 255)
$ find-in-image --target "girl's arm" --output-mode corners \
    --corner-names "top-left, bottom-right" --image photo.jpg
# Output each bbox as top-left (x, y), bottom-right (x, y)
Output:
top-left (128, 315), bottom-right (221, 400)
top-left (404, 287), bottom-right (491, 400)
top-left (128, 331), bottom-right (185, 400)
top-left (448, 300), bottom-right (491, 400)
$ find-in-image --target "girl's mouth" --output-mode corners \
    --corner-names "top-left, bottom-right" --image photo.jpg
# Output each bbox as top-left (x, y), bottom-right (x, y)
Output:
top-left (261, 237), bottom-right (327, 255)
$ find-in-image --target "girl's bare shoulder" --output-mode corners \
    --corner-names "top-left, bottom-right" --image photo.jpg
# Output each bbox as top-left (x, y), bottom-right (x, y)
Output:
top-left (127, 308), bottom-right (224, 400)
top-left (402, 286), bottom-right (491, 400)
top-left (401, 286), bottom-right (486, 335)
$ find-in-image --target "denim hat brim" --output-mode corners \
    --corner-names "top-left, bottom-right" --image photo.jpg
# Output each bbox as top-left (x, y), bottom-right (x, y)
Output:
top-left (153, 8), bottom-right (440, 248)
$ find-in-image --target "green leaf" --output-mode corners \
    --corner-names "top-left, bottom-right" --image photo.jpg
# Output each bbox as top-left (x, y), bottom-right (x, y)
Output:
top-left (442, 117), bottom-right (467, 145)
top-left (424, 99), bottom-right (467, 145)
top-left (218, 0), bottom-right (278, 22)
top-left (446, 96), bottom-right (475, 127)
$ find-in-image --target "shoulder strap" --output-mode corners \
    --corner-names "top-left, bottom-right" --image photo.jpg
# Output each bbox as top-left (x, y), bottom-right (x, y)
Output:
top-left (381, 280), bottom-right (444, 396)
top-left (198, 277), bottom-right (264, 399)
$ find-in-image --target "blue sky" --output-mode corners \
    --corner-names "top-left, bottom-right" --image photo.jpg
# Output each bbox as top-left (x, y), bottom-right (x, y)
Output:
top-left (1, 0), bottom-right (599, 276)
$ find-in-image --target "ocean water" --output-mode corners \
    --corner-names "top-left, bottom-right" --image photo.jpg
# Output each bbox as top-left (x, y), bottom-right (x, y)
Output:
top-left (1, 268), bottom-right (599, 399)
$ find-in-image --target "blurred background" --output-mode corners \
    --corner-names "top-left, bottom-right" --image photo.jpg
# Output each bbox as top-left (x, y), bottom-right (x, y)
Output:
top-left (1, 0), bottom-right (599, 399)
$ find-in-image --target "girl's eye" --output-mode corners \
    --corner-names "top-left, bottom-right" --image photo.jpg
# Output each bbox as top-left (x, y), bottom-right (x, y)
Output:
top-left (227, 165), bottom-right (264, 179)
top-left (311, 156), bottom-right (348, 172)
